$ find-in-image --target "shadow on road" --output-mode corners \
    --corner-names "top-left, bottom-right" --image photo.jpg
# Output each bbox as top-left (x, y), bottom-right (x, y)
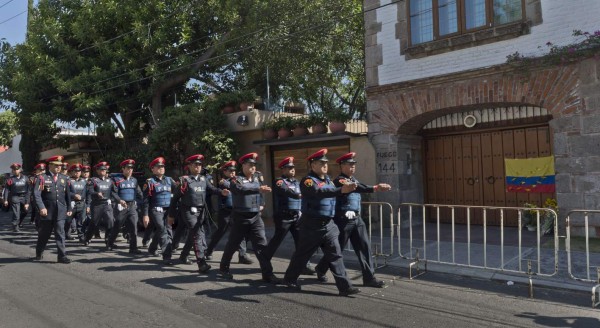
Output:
top-left (515, 312), bottom-right (600, 327)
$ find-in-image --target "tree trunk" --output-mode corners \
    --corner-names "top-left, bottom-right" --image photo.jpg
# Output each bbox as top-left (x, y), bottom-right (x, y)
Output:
top-left (19, 131), bottom-right (41, 171)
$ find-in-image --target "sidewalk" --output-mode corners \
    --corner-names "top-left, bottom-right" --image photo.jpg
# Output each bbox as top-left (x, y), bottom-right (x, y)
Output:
top-left (263, 222), bottom-right (600, 294)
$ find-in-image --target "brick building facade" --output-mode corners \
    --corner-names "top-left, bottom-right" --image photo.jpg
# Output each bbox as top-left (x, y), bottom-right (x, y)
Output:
top-left (364, 0), bottom-right (600, 228)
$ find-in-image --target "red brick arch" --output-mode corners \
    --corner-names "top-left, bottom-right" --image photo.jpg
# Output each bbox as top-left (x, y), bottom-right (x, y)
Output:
top-left (369, 65), bottom-right (582, 135)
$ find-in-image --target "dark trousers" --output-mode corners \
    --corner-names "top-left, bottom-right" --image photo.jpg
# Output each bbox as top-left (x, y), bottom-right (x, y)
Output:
top-left (108, 202), bottom-right (138, 250)
top-left (84, 202), bottom-right (114, 242)
top-left (10, 195), bottom-right (28, 226)
top-left (219, 212), bottom-right (272, 278)
top-left (206, 208), bottom-right (246, 257)
top-left (265, 212), bottom-right (301, 260)
top-left (179, 206), bottom-right (207, 264)
top-left (69, 203), bottom-right (86, 239)
top-left (315, 217), bottom-right (376, 283)
top-left (65, 202), bottom-right (84, 239)
top-left (142, 218), bottom-right (155, 244)
top-left (36, 209), bottom-right (67, 259)
top-left (172, 211), bottom-right (189, 250)
top-left (284, 219), bottom-right (352, 292)
top-left (148, 207), bottom-right (172, 260)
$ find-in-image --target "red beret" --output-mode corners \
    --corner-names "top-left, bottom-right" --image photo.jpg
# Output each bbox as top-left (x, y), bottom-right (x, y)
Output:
top-left (220, 160), bottom-right (237, 171)
top-left (46, 155), bottom-right (64, 165)
top-left (94, 161), bottom-right (109, 170)
top-left (336, 152), bottom-right (357, 164)
top-left (34, 163), bottom-right (46, 171)
top-left (278, 157), bottom-right (295, 169)
top-left (68, 163), bottom-right (83, 171)
top-left (82, 165), bottom-right (91, 172)
top-left (120, 159), bottom-right (135, 167)
top-left (185, 154), bottom-right (204, 164)
top-left (239, 152), bottom-right (258, 164)
top-left (149, 157), bottom-right (166, 168)
top-left (10, 163), bottom-right (21, 170)
top-left (307, 149), bottom-right (328, 162)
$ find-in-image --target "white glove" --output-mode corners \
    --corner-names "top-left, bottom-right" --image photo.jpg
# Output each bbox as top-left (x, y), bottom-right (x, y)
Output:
top-left (117, 204), bottom-right (124, 212)
top-left (345, 211), bottom-right (356, 219)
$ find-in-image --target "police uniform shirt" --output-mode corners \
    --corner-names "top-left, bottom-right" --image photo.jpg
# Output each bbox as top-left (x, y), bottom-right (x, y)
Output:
top-left (111, 174), bottom-right (142, 203)
top-left (299, 171), bottom-right (343, 219)
top-left (333, 173), bottom-right (374, 215)
top-left (273, 176), bottom-right (301, 212)
top-left (33, 173), bottom-right (72, 212)
top-left (3, 174), bottom-right (30, 202)
top-left (87, 176), bottom-right (113, 203)
top-left (168, 174), bottom-right (221, 217)
top-left (70, 177), bottom-right (89, 205)
top-left (229, 174), bottom-right (262, 213)
top-left (142, 176), bottom-right (174, 216)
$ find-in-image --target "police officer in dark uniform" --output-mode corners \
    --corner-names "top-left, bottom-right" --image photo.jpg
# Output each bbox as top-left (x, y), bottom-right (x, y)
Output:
top-left (3, 163), bottom-right (30, 232)
top-left (33, 156), bottom-right (72, 263)
top-left (205, 160), bottom-right (250, 263)
top-left (82, 161), bottom-right (115, 249)
top-left (29, 163), bottom-right (46, 229)
top-left (142, 157), bottom-right (175, 265)
top-left (67, 164), bottom-right (89, 241)
top-left (265, 156), bottom-right (316, 275)
top-left (61, 162), bottom-right (69, 176)
top-left (283, 149), bottom-right (360, 296)
top-left (217, 153), bottom-right (281, 283)
top-left (314, 152), bottom-right (391, 288)
top-left (108, 159), bottom-right (143, 254)
top-left (168, 154), bottom-right (229, 273)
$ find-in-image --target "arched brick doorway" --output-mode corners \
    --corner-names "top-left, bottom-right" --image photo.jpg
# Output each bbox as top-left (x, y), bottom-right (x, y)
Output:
top-left (419, 106), bottom-right (555, 226)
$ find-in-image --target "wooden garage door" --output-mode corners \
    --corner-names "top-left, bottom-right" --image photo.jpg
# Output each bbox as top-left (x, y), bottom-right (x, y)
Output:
top-left (424, 125), bottom-right (554, 226)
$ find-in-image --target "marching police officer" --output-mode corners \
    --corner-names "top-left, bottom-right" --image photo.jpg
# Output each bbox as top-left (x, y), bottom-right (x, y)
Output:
top-left (82, 161), bottom-right (115, 249)
top-left (3, 163), bottom-right (30, 232)
top-left (81, 165), bottom-right (99, 239)
top-left (33, 156), bottom-right (72, 263)
top-left (67, 164), bottom-right (89, 241)
top-left (168, 154), bottom-right (229, 273)
top-left (283, 149), bottom-right (360, 296)
top-left (205, 160), bottom-right (250, 263)
top-left (61, 162), bottom-right (69, 176)
top-left (314, 152), bottom-right (391, 288)
top-left (142, 157), bottom-right (175, 265)
top-left (265, 157), bottom-right (315, 275)
top-left (218, 153), bottom-right (281, 283)
top-left (29, 163), bottom-right (46, 229)
top-left (109, 159), bottom-right (143, 254)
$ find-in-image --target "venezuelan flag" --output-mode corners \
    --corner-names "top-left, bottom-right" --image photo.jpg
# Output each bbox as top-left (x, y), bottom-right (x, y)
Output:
top-left (505, 156), bottom-right (556, 193)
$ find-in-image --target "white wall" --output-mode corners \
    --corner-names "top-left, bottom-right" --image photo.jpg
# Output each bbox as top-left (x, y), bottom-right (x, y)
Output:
top-left (376, 0), bottom-right (600, 85)
top-left (0, 135), bottom-right (23, 174)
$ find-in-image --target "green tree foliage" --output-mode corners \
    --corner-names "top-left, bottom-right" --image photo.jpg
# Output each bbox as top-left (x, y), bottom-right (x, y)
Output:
top-left (148, 100), bottom-right (236, 175)
top-left (0, 110), bottom-right (17, 147)
top-left (0, 0), bottom-right (364, 166)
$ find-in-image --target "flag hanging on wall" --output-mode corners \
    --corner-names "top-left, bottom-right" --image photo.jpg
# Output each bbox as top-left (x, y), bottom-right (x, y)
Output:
top-left (505, 156), bottom-right (555, 193)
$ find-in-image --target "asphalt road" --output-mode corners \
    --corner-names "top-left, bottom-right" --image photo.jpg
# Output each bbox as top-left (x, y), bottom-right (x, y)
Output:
top-left (0, 217), bottom-right (598, 328)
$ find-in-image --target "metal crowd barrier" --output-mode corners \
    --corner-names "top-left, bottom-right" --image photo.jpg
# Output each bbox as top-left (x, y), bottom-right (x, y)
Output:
top-left (564, 210), bottom-right (600, 307)
top-left (398, 203), bottom-right (559, 279)
top-left (359, 202), bottom-right (395, 269)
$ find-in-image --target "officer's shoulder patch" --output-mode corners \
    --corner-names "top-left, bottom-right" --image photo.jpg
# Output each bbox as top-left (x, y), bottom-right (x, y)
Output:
top-left (304, 178), bottom-right (313, 187)
top-left (276, 179), bottom-right (284, 187)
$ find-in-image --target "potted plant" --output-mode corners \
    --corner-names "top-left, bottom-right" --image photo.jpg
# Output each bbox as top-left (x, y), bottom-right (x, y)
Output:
top-left (291, 116), bottom-right (310, 137)
top-left (237, 90), bottom-right (256, 111)
top-left (273, 116), bottom-right (295, 138)
top-left (307, 112), bottom-right (328, 134)
top-left (325, 108), bottom-right (352, 134)
top-left (261, 120), bottom-right (278, 140)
